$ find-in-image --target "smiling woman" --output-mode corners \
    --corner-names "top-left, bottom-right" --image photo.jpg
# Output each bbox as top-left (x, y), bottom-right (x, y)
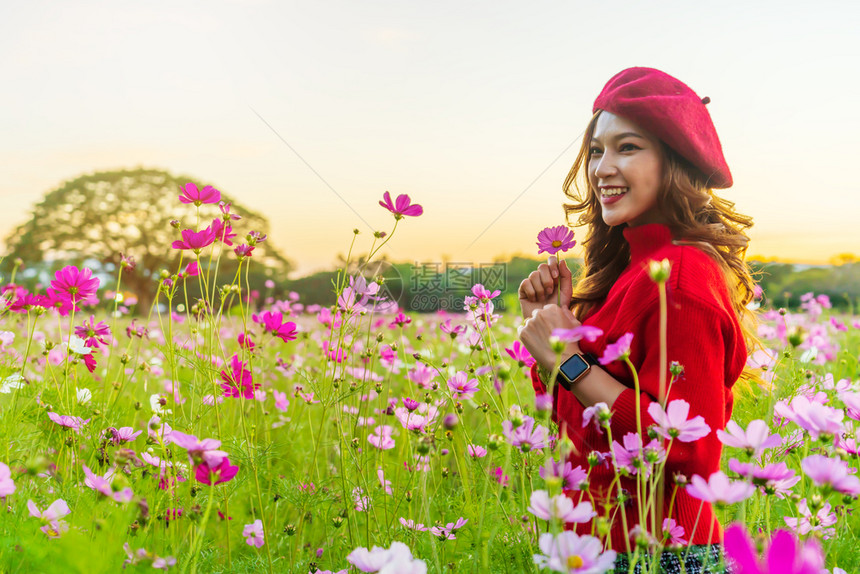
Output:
top-left (517, 67), bottom-right (759, 573)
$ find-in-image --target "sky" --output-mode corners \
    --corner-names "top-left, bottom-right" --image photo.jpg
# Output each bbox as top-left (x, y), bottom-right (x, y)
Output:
top-left (1, 0), bottom-right (859, 278)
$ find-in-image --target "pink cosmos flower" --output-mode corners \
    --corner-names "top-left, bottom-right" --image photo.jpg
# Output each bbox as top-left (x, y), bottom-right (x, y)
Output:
top-left (399, 517), bottom-right (428, 531)
top-left (242, 519), bottom-right (265, 548)
top-left (439, 319), bottom-right (467, 339)
top-left (379, 191), bottom-right (423, 218)
top-left (195, 457), bottom-right (239, 486)
top-left (48, 411), bottom-right (90, 432)
top-left (273, 390), bottom-right (289, 412)
top-left (598, 333), bottom-right (634, 365)
top-left (662, 518), bottom-right (687, 547)
top-left (82, 464), bottom-right (134, 502)
top-left (104, 427), bottom-right (143, 444)
top-left (728, 459), bottom-right (800, 495)
top-left (800, 454), bottom-right (860, 495)
top-left (839, 391), bottom-right (860, 421)
top-left (527, 491), bottom-right (596, 524)
top-left (467, 445), bottom-right (487, 458)
top-left (783, 499), bottom-right (837, 538)
top-left (220, 355), bottom-right (258, 399)
top-left (539, 457), bottom-right (588, 491)
top-left (168, 431), bottom-right (228, 467)
top-left (27, 499), bottom-right (71, 538)
top-left (723, 523), bottom-right (824, 574)
top-left (502, 416), bottom-right (548, 452)
top-left (717, 419), bottom-right (783, 457)
top-left (407, 363), bottom-right (437, 389)
top-left (536, 226), bottom-right (576, 255)
top-left (394, 404), bottom-right (439, 433)
top-left (347, 541), bottom-right (426, 573)
top-left (0, 462), bottom-right (16, 497)
top-left (647, 399), bottom-right (711, 442)
top-left (582, 402), bottom-right (611, 434)
top-left (493, 467), bottom-right (510, 486)
top-left (429, 517), bottom-right (468, 540)
top-left (447, 371), bottom-right (479, 400)
top-left (533, 532), bottom-right (616, 574)
top-left (353, 487), bottom-right (371, 512)
top-left (234, 242), bottom-right (254, 260)
top-left (389, 311), bottom-right (411, 327)
top-left (471, 284), bottom-right (501, 301)
top-left (377, 468), bottom-right (392, 495)
top-left (178, 182), bottom-right (220, 205)
top-left (686, 471), bottom-right (755, 506)
top-left (368, 426), bottom-right (396, 450)
top-left (552, 325), bottom-right (604, 344)
top-left (50, 265), bottom-right (100, 305)
top-left (780, 396), bottom-right (845, 439)
top-left (611, 433), bottom-right (665, 476)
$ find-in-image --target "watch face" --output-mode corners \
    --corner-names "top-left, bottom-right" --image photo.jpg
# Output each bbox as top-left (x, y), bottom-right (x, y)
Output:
top-left (559, 354), bottom-right (589, 382)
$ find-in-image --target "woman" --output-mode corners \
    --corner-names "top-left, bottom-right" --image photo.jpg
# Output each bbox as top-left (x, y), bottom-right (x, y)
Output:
top-left (518, 67), bottom-right (756, 572)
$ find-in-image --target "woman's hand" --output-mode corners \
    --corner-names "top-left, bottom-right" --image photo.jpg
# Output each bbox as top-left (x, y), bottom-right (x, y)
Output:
top-left (517, 255), bottom-right (573, 320)
top-left (518, 303), bottom-right (582, 370)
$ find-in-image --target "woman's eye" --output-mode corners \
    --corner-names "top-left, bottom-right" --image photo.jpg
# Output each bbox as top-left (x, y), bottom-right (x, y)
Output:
top-left (588, 147), bottom-right (602, 156)
top-left (619, 143), bottom-right (640, 152)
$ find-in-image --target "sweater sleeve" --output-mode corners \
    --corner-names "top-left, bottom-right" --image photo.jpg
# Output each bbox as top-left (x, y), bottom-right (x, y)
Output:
top-left (607, 289), bottom-right (742, 479)
top-left (529, 362), bottom-right (547, 395)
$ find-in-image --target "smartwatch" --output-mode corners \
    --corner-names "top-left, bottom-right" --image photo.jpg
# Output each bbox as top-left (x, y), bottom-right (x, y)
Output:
top-left (556, 352), bottom-right (599, 391)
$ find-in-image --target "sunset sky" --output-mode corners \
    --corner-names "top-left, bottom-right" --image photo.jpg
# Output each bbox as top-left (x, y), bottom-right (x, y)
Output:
top-left (2, 0), bottom-right (858, 278)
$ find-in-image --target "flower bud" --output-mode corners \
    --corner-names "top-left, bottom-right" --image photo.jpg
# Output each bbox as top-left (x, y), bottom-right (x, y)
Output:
top-left (647, 258), bottom-right (671, 283)
top-left (488, 434), bottom-right (504, 451)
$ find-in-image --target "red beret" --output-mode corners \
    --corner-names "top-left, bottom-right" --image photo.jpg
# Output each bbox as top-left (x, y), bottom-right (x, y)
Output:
top-left (593, 67), bottom-right (733, 189)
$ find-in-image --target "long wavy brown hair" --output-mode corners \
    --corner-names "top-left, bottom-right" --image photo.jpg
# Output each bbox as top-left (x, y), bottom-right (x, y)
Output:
top-left (562, 110), bottom-right (759, 350)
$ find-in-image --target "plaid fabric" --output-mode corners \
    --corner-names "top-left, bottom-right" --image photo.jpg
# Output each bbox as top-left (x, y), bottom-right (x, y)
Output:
top-left (613, 544), bottom-right (730, 574)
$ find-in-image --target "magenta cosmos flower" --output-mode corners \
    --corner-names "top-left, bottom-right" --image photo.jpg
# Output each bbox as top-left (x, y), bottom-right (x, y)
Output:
top-left (379, 191), bottom-right (423, 218)
top-left (536, 225), bottom-right (576, 255)
top-left (50, 265), bottom-right (100, 305)
top-left (169, 431), bottom-right (227, 467)
top-left (723, 523), bottom-right (824, 574)
top-left (647, 399), bottom-right (711, 442)
top-left (505, 341), bottom-right (535, 368)
top-left (172, 226), bottom-right (218, 254)
top-left (178, 182), bottom-right (221, 206)
top-left (195, 457), bottom-right (239, 485)
top-left (220, 355), bottom-right (258, 399)
top-left (252, 310), bottom-right (298, 343)
top-left (598, 332), bottom-right (634, 365)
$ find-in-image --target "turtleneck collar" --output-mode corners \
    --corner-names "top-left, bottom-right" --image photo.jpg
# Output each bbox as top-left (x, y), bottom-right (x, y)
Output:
top-left (622, 223), bottom-right (674, 264)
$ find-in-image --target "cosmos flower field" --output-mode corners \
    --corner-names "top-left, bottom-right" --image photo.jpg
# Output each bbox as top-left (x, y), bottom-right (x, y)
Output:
top-left (0, 187), bottom-right (858, 573)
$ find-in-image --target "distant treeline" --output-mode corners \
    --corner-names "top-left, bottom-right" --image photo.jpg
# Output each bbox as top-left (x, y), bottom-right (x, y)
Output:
top-left (282, 257), bottom-right (860, 314)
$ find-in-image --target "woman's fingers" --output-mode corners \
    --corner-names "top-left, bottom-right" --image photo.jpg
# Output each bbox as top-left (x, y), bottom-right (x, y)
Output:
top-left (547, 255), bottom-right (558, 279)
top-left (537, 264), bottom-right (555, 300)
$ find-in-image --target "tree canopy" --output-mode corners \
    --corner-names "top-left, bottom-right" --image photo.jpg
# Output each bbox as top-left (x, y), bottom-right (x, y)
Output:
top-left (2, 167), bottom-right (292, 312)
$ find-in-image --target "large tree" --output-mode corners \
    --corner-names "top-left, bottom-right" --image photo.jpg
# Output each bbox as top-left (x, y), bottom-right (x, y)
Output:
top-left (3, 168), bottom-right (292, 312)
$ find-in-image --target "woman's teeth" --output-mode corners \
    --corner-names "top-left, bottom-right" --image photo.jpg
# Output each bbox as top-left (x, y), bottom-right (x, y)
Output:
top-left (602, 187), bottom-right (628, 196)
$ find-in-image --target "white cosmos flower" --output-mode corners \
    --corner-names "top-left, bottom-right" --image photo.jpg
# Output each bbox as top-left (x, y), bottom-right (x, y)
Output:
top-left (0, 373), bottom-right (25, 394)
top-left (76, 387), bottom-right (92, 405)
top-left (67, 335), bottom-right (92, 356)
top-left (149, 394), bottom-right (172, 415)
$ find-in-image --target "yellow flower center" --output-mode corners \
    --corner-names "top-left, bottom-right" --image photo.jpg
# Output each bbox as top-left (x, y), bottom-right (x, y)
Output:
top-left (552, 240), bottom-right (562, 248)
top-left (567, 555), bottom-right (584, 569)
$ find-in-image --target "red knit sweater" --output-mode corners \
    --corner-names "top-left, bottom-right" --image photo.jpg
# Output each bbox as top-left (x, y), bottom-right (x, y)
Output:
top-left (529, 223), bottom-right (747, 552)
